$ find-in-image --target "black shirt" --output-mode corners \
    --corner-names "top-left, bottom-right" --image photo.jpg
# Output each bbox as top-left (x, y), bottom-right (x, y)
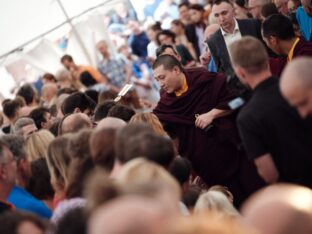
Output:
top-left (237, 77), bottom-right (312, 186)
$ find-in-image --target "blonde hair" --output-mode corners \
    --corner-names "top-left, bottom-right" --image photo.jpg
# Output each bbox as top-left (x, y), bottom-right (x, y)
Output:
top-left (117, 158), bottom-right (181, 212)
top-left (26, 129), bottom-right (54, 161)
top-left (47, 135), bottom-right (71, 193)
top-left (164, 212), bottom-right (258, 234)
top-left (129, 112), bottom-right (167, 136)
top-left (194, 191), bottom-right (240, 217)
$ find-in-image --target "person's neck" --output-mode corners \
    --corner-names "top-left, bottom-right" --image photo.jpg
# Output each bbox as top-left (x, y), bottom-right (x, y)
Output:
top-left (281, 37), bottom-right (298, 55)
top-left (249, 69), bottom-right (272, 89)
top-left (222, 20), bottom-right (235, 34)
top-left (175, 74), bottom-right (186, 93)
top-left (0, 184), bottom-right (13, 202)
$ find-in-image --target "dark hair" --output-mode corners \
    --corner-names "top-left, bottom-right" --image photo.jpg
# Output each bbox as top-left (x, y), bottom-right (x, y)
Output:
top-left (115, 123), bottom-right (154, 163)
top-left (62, 92), bottom-right (96, 115)
top-left (171, 19), bottom-right (185, 29)
top-left (29, 107), bottom-right (50, 130)
top-left (261, 3), bottom-right (279, 18)
top-left (124, 132), bottom-right (175, 168)
top-left (90, 128), bottom-right (116, 172)
top-left (262, 14), bottom-right (295, 40)
top-left (42, 73), bottom-right (57, 82)
top-left (178, 2), bottom-right (190, 9)
top-left (0, 211), bottom-right (47, 234)
top-left (182, 185), bottom-right (202, 209)
top-left (189, 3), bottom-right (205, 11)
top-left (156, 44), bottom-right (179, 57)
top-left (107, 104), bottom-right (135, 122)
top-left (156, 30), bottom-right (176, 45)
top-left (169, 157), bottom-right (191, 186)
top-left (94, 100), bottom-right (117, 122)
top-left (60, 54), bottom-right (73, 63)
top-left (16, 84), bottom-right (36, 105)
top-left (288, 12), bottom-right (299, 25)
top-left (85, 89), bottom-right (99, 105)
top-left (54, 207), bottom-right (87, 234)
top-left (26, 158), bottom-right (55, 200)
top-left (152, 54), bottom-right (184, 71)
top-left (66, 156), bottom-right (94, 198)
top-left (235, 0), bottom-right (246, 8)
top-left (98, 90), bottom-right (118, 104)
top-left (148, 21), bottom-right (162, 31)
top-left (213, 0), bottom-right (233, 6)
top-left (79, 71), bottom-right (97, 87)
top-left (2, 99), bottom-right (22, 119)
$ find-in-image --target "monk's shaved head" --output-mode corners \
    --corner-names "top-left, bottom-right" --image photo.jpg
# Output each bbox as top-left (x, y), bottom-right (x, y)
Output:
top-left (242, 184), bottom-right (312, 234)
top-left (280, 57), bottom-right (312, 118)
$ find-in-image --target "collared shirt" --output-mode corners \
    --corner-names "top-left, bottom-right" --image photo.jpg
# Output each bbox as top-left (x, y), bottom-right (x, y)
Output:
top-left (175, 76), bottom-right (188, 97)
top-left (97, 55), bottom-right (127, 88)
top-left (221, 20), bottom-right (242, 50)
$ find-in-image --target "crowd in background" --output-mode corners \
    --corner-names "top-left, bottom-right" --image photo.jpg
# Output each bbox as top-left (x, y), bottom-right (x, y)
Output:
top-left (1, 0), bottom-right (312, 233)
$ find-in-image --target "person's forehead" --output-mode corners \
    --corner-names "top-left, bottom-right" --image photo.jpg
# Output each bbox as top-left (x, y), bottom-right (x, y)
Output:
top-left (153, 65), bottom-right (167, 75)
top-left (212, 2), bottom-right (233, 13)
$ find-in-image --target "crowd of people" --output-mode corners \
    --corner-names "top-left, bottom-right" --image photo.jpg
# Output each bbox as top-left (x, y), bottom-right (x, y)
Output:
top-left (1, 0), bottom-right (312, 233)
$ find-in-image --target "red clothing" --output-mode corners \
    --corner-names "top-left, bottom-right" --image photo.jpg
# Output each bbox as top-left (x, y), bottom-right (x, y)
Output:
top-left (154, 67), bottom-right (265, 206)
top-left (270, 38), bottom-right (312, 77)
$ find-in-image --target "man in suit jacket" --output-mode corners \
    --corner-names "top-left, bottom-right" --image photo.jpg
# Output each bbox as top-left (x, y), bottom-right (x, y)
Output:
top-left (207, 0), bottom-right (263, 77)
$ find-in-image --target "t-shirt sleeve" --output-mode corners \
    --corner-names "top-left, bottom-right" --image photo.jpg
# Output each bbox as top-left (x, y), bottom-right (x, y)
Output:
top-left (237, 112), bottom-right (269, 160)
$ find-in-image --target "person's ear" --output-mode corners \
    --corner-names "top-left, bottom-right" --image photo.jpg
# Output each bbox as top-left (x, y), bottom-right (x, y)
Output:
top-left (73, 107), bottom-right (81, 113)
top-left (269, 36), bottom-right (278, 45)
top-left (173, 66), bottom-right (181, 75)
top-left (235, 66), bottom-right (247, 81)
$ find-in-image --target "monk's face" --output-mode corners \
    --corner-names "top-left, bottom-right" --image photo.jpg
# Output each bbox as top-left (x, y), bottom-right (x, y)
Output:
top-left (153, 65), bottom-right (183, 94)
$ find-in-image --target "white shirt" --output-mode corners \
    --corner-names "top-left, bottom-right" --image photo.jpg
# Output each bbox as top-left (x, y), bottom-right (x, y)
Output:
top-left (220, 19), bottom-right (242, 51)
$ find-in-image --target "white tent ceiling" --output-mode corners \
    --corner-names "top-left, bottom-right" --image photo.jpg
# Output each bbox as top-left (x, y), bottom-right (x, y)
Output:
top-left (0, 0), bottom-right (120, 59)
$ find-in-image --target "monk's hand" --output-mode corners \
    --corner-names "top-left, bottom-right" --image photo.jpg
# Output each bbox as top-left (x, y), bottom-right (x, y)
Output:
top-left (195, 113), bottom-right (214, 129)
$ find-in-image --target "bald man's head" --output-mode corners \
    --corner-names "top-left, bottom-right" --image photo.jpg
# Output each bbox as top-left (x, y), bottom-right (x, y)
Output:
top-left (280, 57), bottom-right (312, 118)
top-left (96, 117), bottom-right (127, 130)
top-left (88, 196), bottom-right (169, 234)
top-left (242, 184), bottom-right (312, 234)
top-left (59, 113), bottom-right (92, 135)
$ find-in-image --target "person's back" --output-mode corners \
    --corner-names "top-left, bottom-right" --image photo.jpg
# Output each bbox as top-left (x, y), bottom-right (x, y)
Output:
top-left (237, 77), bottom-right (312, 186)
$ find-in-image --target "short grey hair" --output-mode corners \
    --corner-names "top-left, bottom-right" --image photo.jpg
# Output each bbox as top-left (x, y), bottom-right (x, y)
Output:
top-left (12, 117), bottom-right (35, 136)
top-left (0, 134), bottom-right (26, 161)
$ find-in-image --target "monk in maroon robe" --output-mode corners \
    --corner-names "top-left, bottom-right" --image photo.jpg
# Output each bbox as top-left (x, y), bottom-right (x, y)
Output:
top-left (269, 38), bottom-right (312, 77)
top-left (262, 14), bottom-right (312, 77)
top-left (152, 55), bottom-right (265, 207)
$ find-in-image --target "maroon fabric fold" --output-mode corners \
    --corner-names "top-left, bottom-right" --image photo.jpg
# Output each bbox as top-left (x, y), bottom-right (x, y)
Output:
top-left (154, 68), bottom-right (265, 206)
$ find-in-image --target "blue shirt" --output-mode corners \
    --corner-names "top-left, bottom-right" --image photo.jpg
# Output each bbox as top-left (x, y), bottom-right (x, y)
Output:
top-left (128, 32), bottom-right (149, 59)
top-left (8, 186), bottom-right (52, 218)
top-left (208, 58), bottom-right (217, 73)
top-left (296, 7), bottom-right (312, 41)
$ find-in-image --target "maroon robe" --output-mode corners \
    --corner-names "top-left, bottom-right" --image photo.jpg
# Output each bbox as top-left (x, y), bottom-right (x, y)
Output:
top-left (154, 67), bottom-right (265, 206)
top-left (270, 38), bottom-right (312, 77)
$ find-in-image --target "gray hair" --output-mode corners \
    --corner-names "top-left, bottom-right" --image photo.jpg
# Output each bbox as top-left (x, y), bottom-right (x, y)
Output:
top-left (0, 134), bottom-right (26, 161)
top-left (12, 117), bottom-right (35, 136)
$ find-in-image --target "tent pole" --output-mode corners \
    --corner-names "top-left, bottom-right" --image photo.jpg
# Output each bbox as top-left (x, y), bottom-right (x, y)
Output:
top-left (56, 0), bottom-right (93, 65)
